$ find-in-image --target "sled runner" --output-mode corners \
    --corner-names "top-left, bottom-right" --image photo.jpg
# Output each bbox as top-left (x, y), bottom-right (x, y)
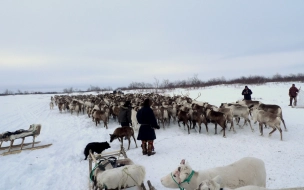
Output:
top-left (0, 124), bottom-right (52, 156)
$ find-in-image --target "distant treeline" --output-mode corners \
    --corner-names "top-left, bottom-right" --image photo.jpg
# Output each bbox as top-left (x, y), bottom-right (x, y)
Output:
top-left (1, 73), bottom-right (303, 96)
top-left (122, 73), bottom-right (304, 90)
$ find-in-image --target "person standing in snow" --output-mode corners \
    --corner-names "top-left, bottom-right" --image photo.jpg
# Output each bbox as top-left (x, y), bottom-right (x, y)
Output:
top-left (242, 86), bottom-right (253, 100)
top-left (136, 98), bottom-right (160, 156)
top-left (118, 100), bottom-right (132, 127)
top-left (289, 84), bottom-right (299, 106)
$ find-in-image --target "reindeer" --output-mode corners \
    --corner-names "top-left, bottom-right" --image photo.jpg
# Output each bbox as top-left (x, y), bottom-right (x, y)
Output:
top-left (50, 102), bottom-right (54, 110)
top-left (110, 105), bottom-right (120, 122)
top-left (177, 107), bottom-right (192, 134)
top-left (205, 108), bottom-right (227, 137)
top-left (191, 109), bottom-right (209, 134)
top-left (109, 126), bottom-right (138, 150)
top-left (167, 103), bottom-right (178, 124)
top-left (155, 106), bottom-right (170, 128)
top-left (92, 110), bottom-right (108, 129)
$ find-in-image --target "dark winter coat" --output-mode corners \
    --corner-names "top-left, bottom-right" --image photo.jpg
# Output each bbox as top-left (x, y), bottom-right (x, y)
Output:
top-left (118, 106), bottom-right (132, 126)
top-left (136, 106), bottom-right (158, 141)
top-left (242, 88), bottom-right (252, 100)
top-left (289, 87), bottom-right (299, 97)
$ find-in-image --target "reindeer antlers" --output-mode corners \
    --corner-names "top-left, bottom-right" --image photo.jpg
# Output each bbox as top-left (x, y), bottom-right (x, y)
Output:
top-left (193, 92), bottom-right (201, 100)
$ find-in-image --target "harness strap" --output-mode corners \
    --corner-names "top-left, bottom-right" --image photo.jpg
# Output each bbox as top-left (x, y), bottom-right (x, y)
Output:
top-left (122, 166), bottom-right (142, 186)
top-left (182, 170), bottom-right (195, 184)
top-left (171, 170), bottom-right (195, 190)
top-left (171, 173), bottom-right (184, 190)
top-left (90, 160), bottom-right (111, 182)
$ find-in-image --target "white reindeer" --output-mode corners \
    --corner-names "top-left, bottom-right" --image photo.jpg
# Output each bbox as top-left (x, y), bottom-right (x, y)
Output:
top-left (92, 159), bottom-right (146, 190)
top-left (161, 157), bottom-right (266, 190)
top-left (49, 102), bottom-right (54, 110)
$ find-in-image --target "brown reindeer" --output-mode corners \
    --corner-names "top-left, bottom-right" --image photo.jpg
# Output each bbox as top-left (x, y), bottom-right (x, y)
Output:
top-left (191, 110), bottom-right (208, 133)
top-left (177, 107), bottom-right (192, 134)
top-left (92, 110), bottom-right (108, 129)
top-left (205, 108), bottom-right (227, 137)
top-left (109, 127), bottom-right (138, 150)
top-left (111, 105), bottom-right (120, 122)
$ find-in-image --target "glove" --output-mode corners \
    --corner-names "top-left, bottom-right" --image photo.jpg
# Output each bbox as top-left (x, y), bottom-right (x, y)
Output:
top-left (154, 125), bottom-right (160, 129)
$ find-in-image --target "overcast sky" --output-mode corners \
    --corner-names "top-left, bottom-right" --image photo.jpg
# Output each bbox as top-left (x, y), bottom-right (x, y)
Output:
top-left (1, 0), bottom-right (304, 92)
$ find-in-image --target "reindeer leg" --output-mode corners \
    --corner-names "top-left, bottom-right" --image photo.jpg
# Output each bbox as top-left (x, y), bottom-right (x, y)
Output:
top-left (128, 137), bottom-right (131, 150)
top-left (104, 121), bottom-right (108, 129)
top-left (278, 127), bottom-right (283, 141)
top-left (268, 127), bottom-right (277, 137)
top-left (187, 123), bottom-right (190, 134)
top-left (132, 134), bottom-right (138, 148)
top-left (247, 119), bottom-right (254, 132)
top-left (192, 121), bottom-right (196, 129)
top-left (121, 137), bottom-right (124, 148)
top-left (223, 121), bottom-right (227, 138)
top-left (281, 117), bottom-right (287, 131)
top-left (198, 123), bottom-right (201, 134)
top-left (222, 126), bottom-right (226, 138)
top-left (231, 120), bottom-right (236, 133)
top-left (259, 123), bottom-right (263, 136)
top-left (205, 123), bottom-right (208, 134)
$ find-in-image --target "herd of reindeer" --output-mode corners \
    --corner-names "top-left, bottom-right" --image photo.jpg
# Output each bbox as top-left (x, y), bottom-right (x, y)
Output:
top-left (49, 91), bottom-right (287, 140)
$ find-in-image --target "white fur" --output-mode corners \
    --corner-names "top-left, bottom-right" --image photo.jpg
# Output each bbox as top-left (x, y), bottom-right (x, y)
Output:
top-left (252, 109), bottom-right (283, 140)
top-left (84, 101), bottom-right (94, 108)
top-left (131, 109), bottom-right (139, 131)
top-left (164, 109), bottom-right (169, 119)
top-left (222, 104), bottom-right (253, 131)
top-left (49, 102), bottom-right (54, 110)
top-left (161, 157), bottom-right (266, 190)
top-left (95, 164), bottom-right (145, 190)
top-left (196, 175), bottom-right (303, 190)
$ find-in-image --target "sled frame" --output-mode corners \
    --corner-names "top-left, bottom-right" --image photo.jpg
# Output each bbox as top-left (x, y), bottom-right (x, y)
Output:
top-left (0, 124), bottom-right (52, 156)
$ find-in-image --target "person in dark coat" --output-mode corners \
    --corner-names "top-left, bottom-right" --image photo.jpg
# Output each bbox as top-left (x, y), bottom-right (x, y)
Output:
top-left (289, 84), bottom-right (299, 106)
top-left (118, 100), bottom-right (132, 127)
top-left (242, 86), bottom-right (252, 100)
top-left (136, 98), bottom-right (160, 156)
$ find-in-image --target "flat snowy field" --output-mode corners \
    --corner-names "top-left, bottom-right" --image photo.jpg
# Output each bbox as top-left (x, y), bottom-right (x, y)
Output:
top-left (0, 82), bottom-right (303, 190)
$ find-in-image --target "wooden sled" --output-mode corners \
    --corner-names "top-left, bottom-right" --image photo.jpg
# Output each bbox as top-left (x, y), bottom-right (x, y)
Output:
top-left (88, 145), bottom-right (156, 190)
top-left (0, 124), bottom-right (52, 156)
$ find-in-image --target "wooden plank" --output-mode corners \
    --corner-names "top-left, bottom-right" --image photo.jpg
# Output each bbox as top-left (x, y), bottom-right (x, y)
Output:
top-left (1, 144), bottom-right (52, 156)
top-left (0, 141), bottom-right (41, 150)
top-left (21, 144), bottom-right (52, 151)
top-left (147, 180), bottom-right (156, 190)
top-left (1, 149), bottom-right (22, 156)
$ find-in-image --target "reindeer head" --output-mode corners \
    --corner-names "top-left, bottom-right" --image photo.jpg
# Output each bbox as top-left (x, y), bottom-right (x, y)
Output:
top-left (160, 159), bottom-right (193, 188)
top-left (109, 134), bottom-right (118, 143)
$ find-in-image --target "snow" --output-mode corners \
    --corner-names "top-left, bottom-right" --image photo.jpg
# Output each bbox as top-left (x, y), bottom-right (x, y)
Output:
top-left (0, 82), bottom-right (304, 190)
top-left (294, 88), bottom-right (304, 108)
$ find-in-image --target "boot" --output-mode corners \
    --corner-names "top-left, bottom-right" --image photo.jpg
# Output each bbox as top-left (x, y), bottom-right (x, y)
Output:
top-left (147, 141), bottom-right (155, 156)
top-left (141, 141), bottom-right (147, 155)
top-left (289, 98), bottom-right (292, 106)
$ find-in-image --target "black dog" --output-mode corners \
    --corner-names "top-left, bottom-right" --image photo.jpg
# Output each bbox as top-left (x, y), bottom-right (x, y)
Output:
top-left (83, 141), bottom-right (110, 160)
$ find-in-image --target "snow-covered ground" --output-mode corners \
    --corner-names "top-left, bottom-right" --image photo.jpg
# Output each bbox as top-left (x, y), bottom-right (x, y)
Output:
top-left (0, 82), bottom-right (304, 190)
